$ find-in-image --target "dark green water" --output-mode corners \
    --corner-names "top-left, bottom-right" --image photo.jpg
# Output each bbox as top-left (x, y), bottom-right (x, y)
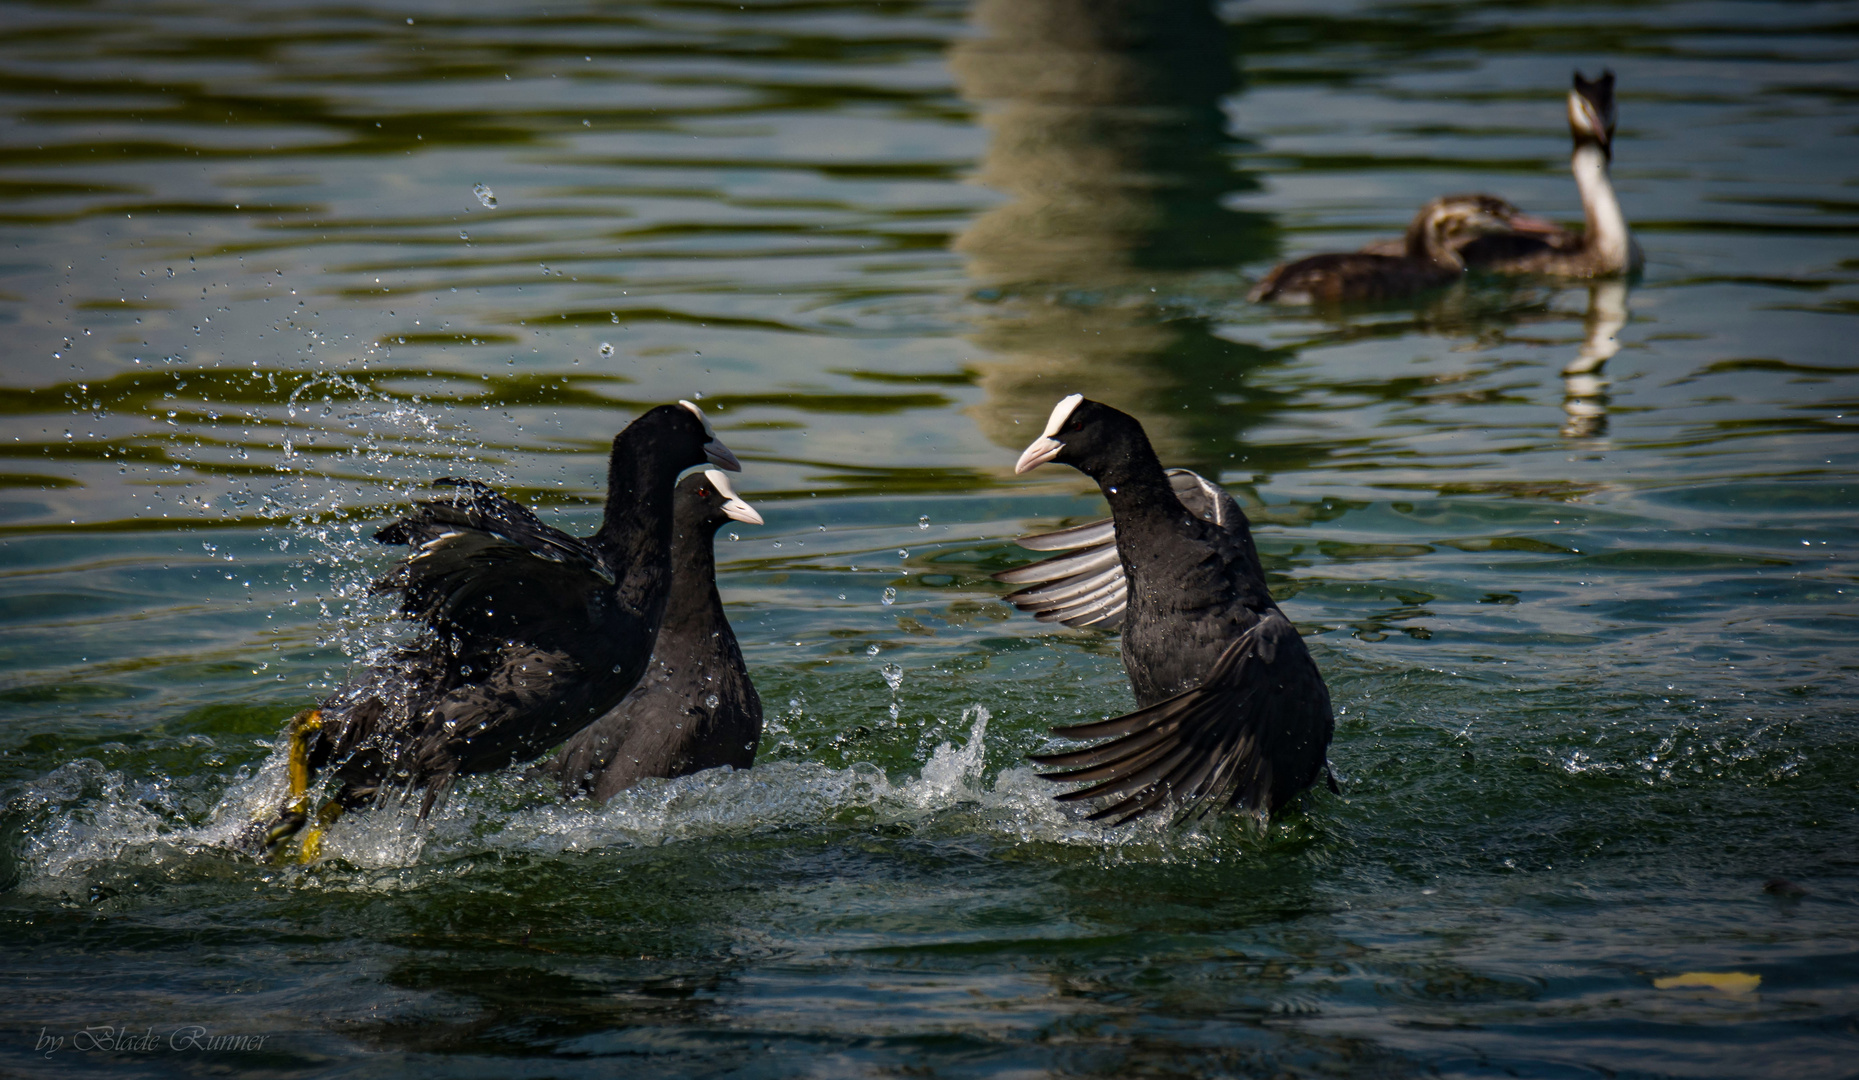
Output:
top-left (2, 0), bottom-right (1856, 1075)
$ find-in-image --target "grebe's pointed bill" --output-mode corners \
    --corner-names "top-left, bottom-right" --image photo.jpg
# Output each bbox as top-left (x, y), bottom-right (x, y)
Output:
top-left (1015, 393), bottom-right (1083, 474)
top-left (680, 399), bottom-right (742, 471)
top-left (1508, 212), bottom-right (1562, 236)
top-left (704, 468), bottom-right (763, 525)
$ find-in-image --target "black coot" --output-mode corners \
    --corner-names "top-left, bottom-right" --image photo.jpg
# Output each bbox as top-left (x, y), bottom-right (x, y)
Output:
top-left (549, 469), bottom-right (765, 802)
top-left (998, 394), bottom-right (1336, 824)
top-left (260, 401), bottom-right (740, 855)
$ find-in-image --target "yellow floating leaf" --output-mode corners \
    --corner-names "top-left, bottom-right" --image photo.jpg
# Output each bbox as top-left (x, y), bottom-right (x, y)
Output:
top-left (1653, 971), bottom-right (1761, 994)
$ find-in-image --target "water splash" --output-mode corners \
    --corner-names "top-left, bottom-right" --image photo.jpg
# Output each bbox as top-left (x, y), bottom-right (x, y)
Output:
top-left (12, 700), bottom-right (1209, 893)
top-left (271, 373), bottom-right (478, 680)
top-left (881, 661), bottom-right (904, 721)
top-left (916, 705), bottom-right (988, 801)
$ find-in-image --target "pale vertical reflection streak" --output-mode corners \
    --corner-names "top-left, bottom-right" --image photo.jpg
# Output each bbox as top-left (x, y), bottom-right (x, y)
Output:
top-left (1562, 279), bottom-right (1628, 439)
top-left (948, 0), bottom-right (1279, 477)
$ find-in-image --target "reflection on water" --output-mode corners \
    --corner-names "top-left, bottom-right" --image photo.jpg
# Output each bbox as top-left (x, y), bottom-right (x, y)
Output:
top-left (951, 0), bottom-right (1282, 474)
top-left (1562, 279), bottom-right (1627, 438)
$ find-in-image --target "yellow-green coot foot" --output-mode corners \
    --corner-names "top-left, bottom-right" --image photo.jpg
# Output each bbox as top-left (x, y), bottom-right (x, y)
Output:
top-left (256, 401), bottom-right (740, 859)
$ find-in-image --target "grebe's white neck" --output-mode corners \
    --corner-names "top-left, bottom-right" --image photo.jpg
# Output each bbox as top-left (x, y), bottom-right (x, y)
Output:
top-left (1571, 143), bottom-right (1638, 273)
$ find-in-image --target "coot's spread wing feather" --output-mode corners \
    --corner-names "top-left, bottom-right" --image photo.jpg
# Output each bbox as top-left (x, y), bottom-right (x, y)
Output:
top-left (1015, 519), bottom-right (1117, 552)
top-left (375, 478), bottom-right (610, 578)
top-left (992, 470), bottom-right (1236, 631)
top-left (372, 478), bottom-right (614, 643)
top-left (1168, 468), bottom-right (1242, 528)
top-left (1029, 610), bottom-right (1323, 825)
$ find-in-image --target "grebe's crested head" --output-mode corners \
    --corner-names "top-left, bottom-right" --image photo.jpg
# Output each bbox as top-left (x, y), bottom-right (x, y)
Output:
top-left (1407, 195), bottom-right (1555, 263)
top-left (1568, 69), bottom-right (1617, 157)
top-left (1418, 194), bottom-right (1561, 243)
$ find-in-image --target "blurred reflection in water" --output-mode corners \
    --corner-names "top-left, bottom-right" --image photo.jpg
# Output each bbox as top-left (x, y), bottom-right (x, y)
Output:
top-left (948, 0), bottom-right (1281, 476)
top-left (1561, 280), bottom-right (1628, 439)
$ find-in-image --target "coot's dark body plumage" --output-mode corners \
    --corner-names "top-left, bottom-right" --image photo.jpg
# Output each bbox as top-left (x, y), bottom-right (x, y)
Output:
top-left (550, 470), bottom-right (765, 802)
top-left (998, 395), bottom-right (1335, 823)
top-left (276, 402), bottom-right (740, 831)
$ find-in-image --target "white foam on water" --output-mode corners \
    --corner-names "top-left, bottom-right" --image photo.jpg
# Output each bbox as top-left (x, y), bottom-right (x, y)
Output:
top-left (13, 701), bottom-right (1229, 891)
top-left (12, 760), bottom-right (169, 886)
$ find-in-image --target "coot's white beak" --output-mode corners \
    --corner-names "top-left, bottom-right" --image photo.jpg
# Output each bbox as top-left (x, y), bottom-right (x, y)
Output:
top-left (704, 469), bottom-right (763, 525)
top-left (1014, 393), bottom-right (1083, 474)
top-left (1015, 436), bottom-right (1064, 474)
top-left (680, 399), bottom-right (742, 472)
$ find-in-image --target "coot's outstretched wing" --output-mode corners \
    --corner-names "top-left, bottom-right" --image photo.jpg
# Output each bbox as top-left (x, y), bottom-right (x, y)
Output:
top-left (1029, 609), bottom-right (1331, 825)
top-left (372, 478), bottom-right (614, 646)
top-left (992, 470), bottom-right (1241, 630)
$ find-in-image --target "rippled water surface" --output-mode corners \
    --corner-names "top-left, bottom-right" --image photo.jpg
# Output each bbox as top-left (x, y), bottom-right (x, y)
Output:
top-left (3, 0), bottom-right (1857, 1075)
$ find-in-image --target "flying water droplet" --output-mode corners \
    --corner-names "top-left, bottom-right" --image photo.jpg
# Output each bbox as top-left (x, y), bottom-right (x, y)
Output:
top-left (897, 548), bottom-right (908, 558)
top-left (598, 342), bottom-right (614, 357)
top-left (472, 183), bottom-right (497, 209)
top-left (866, 643), bottom-right (880, 656)
top-left (881, 587), bottom-right (896, 606)
top-left (918, 515), bottom-right (929, 530)
top-left (704, 694), bottom-right (719, 709)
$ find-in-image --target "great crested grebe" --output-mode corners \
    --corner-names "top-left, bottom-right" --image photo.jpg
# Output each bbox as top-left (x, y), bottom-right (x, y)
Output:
top-left (1365, 71), bottom-right (1641, 277)
top-left (1249, 195), bottom-right (1551, 305)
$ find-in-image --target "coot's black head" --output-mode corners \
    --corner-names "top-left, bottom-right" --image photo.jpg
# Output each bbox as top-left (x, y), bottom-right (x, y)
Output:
top-left (1014, 394), bottom-right (1150, 479)
top-left (676, 468), bottom-right (764, 531)
top-left (1568, 69), bottom-right (1617, 157)
top-left (617, 400), bottom-right (742, 478)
